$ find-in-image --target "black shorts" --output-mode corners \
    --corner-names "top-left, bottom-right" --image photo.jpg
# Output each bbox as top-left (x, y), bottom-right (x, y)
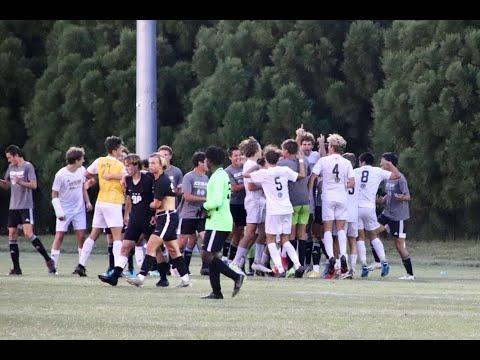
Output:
top-left (378, 214), bottom-right (407, 239)
top-left (180, 218), bottom-right (206, 234)
top-left (230, 204), bottom-right (247, 227)
top-left (124, 219), bottom-right (153, 242)
top-left (8, 209), bottom-right (34, 228)
top-left (153, 211), bottom-right (179, 241)
top-left (202, 230), bottom-right (230, 253)
top-left (314, 206), bottom-right (322, 224)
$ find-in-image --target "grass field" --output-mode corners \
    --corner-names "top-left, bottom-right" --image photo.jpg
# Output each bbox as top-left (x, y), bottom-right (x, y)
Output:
top-left (1, 235), bottom-right (480, 339)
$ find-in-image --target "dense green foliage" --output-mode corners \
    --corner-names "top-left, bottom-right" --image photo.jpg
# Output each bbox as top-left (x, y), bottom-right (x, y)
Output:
top-left (0, 20), bottom-right (478, 238)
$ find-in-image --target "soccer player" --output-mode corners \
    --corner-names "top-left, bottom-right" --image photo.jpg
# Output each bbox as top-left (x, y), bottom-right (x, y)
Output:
top-left (310, 134), bottom-right (355, 279)
top-left (230, 138), bottom-right (266, 274)
top-left (245, 146), bottom-right (307, 277)
top-left (179, 152), bottom-right (209, 274)
top-left (73, 136), bottom-right (126, 277)
top-left (223, 146), bottom-right (246, 264)
top-left (201, 146), bottom-right (245, 299)
top-left (127, 153), bottom-right (191, 288)
top-left (0, 145), bottom-right (56, 275)
top-left (354, 152), bottom-right (400, 278)
top-left (278, 138), bottom-right (310, 273)
top-left (157, 145), bottom-right (183, 199)
top-left (377, 152), bottom-right (415, 280)
top-left (50, 147), bottom-right (93, 270)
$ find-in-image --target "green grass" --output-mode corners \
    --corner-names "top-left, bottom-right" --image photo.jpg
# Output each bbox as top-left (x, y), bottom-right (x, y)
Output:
top-left (1, 235), bottom-right (480, 339)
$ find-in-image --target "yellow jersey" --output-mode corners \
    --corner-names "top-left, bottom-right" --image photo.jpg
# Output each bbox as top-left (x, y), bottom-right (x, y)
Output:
top-left (87, 156), bottom-right (125, 204)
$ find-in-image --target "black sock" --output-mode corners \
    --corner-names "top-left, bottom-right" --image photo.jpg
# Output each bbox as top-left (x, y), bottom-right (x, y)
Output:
top-left (184, 249), bottom-right (193, 272)
top-left (201, 258), bottom-right (208, 270)
top-left (213, 257), bottom-right (239, 281)
top-left (31, 236), bottom-right (51, 262)
top-left (248, 256), bottom-right (254, 271)
top-left (312, 243), bottom-right (321, 266)
top-left (320, 241), bottom-right (328, 258)
top-left (305, 241), bottom-right (313, 266)
top-left (140, 254), bottom-right (156, 276)
top-left (108, 245), bottom-right (114, 270)
top-left (402, 257), bottom-right (414, 276)
top-left (222, 240), bottom-right (231, 258)
top-left (9, 241), bottom-right (20, 270)
top-left (128, 248), bottom-right (134, 272)
top-left (286, 240), bottom-right (297, 269)
top-left (372, 246), bottom-right (380, 263)
top-left (171, 256), bottom-right (188, 277)
top-left (228, 245), bottom-right (237, 261)
top-left (209, 260), bottom-right (221, 295)
top-left (113, 266), bottom-right (123, 279)
top-left (298, 240), bottom-right (306, 266)
top-left (157, 262), bottom-right (168, 281)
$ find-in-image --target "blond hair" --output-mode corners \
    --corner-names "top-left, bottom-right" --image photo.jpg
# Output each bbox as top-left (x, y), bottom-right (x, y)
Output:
top-left (327, 133), bottom-right (347, 153)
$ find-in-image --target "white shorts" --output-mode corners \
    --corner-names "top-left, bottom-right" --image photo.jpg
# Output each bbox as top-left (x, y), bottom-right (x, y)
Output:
top-left (56, 212), bottom-right (87, 232)
top-left (246, 203), bottom-right (266, 224)
top-left (92, 202), bottom-right (124, 229)
top-left (358, 207), bottom-right (381, 231)
top-left (265, 214), bottom-right (292, 235)
top-left (332, 221), bottom-right (358, 238)
top-left (322, 200), bottom-right (348, 221)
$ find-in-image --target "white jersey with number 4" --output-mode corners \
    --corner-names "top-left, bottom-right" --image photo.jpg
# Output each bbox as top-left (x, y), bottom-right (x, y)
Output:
top-left (354, 165), bottom-right (392, 209)
top-left (312, 154), bottom-right (354, 204)
top-left (250, 166), bottom-right (298, 216)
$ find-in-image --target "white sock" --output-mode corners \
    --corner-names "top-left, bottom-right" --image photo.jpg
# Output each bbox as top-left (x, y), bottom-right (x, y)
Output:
top-left (357, 240), bottom-right (367, 266)
top-left (113, 240), bottom-right (122, 262)
top-left (135, 246), bottom-right (145, 268)
top-left (233, 246), bottom-right (248, 267)
top-left (181, 274), bottom-right (190, 282)
top-left (323, 231), bottom-right (334, 259)
top-left (254, 244), bottom-right (265, 264)
top-left (267, 243), bottom-right (284, 273)
top-left (371, 238), bottom-right (386, 262)
top-left (77, 248), bottom-right (82, 263)
top-left (283, 241), bottom-right (301, 269)
top-left (337, 230), bottom-right (347, 257)
top-left (138, 274), bottom-right (145, 281)
top-left (281, 245), bottom-right (287, 257)
top-left (115, 254), bottom-right (128, 269)
top-left (51, 249), bottom-right (60, 268)
top-left (313, 264), bottom-right (320, 272)
top-left (350, 254), bottom-right (357, 270)
top-left (334, 258), bottom-right (340, 270)
top-left (79, 237), bottom-right (95, 266)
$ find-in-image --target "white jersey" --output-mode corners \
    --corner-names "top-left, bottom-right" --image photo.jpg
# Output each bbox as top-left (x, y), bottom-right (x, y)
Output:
top-left (250, 166), bottom-right (298, 216)
top-left (243, 159), bottom-right (266, 209)
top-left (347, 172), bottom-right (360, 222)
top-left (52, 166), bottom-right (86, 215)
top-left (312, 154), bottom-right (354, 203)
top-left (355, 165), bottom-right (392, 209)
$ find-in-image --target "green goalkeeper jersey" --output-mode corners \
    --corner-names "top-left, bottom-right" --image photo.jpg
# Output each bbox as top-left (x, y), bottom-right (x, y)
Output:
top-left (203, 167), bottom-right (233, 231)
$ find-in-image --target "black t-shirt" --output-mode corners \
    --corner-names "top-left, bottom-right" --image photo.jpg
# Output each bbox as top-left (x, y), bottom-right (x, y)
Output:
top-left (126, 172), bottom-right (155, 222)
top-left (154, 173), bottom-right (176, 202)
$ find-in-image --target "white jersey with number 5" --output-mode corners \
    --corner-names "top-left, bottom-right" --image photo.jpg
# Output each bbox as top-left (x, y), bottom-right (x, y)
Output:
top-left (354, 165), bottom-right (392, 209)
top-left (250, 166), bottom-right (298, 216)
top-left (312, 154), bottom-right (354, 204)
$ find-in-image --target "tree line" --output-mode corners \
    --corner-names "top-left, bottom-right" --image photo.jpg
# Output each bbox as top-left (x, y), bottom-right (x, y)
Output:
top-left (1, 20), bottom-right (479, 239)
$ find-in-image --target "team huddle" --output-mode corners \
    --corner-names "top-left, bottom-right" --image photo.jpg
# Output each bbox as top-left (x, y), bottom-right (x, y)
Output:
top-left (1, 126), bottom-right (414, 299)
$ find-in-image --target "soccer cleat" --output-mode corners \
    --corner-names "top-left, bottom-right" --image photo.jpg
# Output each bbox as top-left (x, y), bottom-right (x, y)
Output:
top-left (245, 268), bottom-right (255, 276)
top-left (232, 274), bottom-right (245, 297)
top-left (308, 270), bottom-right (321, 278)
top-left (381, 262), bottom-right (390, 277)
top-left (8, 268), bottom-right (22, 276)
top-left (171, 267), bottom-right (180, 277)
top-left (202, 292), bottom-right (224, 299)
top-left (98, 274), bottom-right (118, 286)
top-left (102, 268), bottom-right (114, 277)
top-left (336, 271), bottom-right (352, 280)
top-left (123, 270), bottom-right (137, 279)
top-left (251, 263), bottom-right (273, 274)
top-left (255, 270), bottom-right (265, 277)
top-left (177, 278), bottom-right (192, 288)
top-left (222, 257), bottom-right (231, 265)
top-left (323, 258), bottom-right (336, 279)
top-left (340, 255), bottom-right (348, 274)
top-left (304, 264), bottom-right (313, 274)
top-left (229, 262), bottom-right (245, 276)
top-left (46, 259), bottom-right (57, 275)
top-left (294, 265), bottom-right (306, 278)
top-left (148, 270), bottom-right (160, 277)
top-left (200, 267), bottom-right (210, 276)
top-left (367, 262), bottom-right (382, 271)
top-left (156, 279), bottom-right (170, 287)
top-left (398, 274), bottom-right (415, 281)
top-left (126, 276), bottom-right (144, 287)
top-left (361, 265), bottom-right (369, 278)
top-left (74, 264), bottom-right (87, 277)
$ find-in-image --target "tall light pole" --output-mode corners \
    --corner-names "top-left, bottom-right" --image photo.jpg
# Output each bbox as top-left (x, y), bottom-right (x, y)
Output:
top-left (136, 20), bottom-right (157, 159)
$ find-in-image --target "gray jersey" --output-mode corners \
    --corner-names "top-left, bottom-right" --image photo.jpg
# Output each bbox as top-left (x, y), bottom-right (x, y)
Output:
top-left (180, 170), bottom-right (208, 219)
top-left (382, 173), bottom-right (410, 221)
top-left (225, 164), bottom-right (245, 205)
top-left (277, 157), bottom-right (310, 206)
top-left (164, 165), bottom-right (183, 191)
top-left (4, 161), bottom-right (37, 210)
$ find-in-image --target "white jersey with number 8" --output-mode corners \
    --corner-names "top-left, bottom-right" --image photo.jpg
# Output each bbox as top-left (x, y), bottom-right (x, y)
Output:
top-left (354, 165), bottom-right (392, 209)
top-left (312, 154), bottom-right (354, 204)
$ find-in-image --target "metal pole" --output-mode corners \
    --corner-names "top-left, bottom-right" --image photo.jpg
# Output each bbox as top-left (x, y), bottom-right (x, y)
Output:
top-left (136, 20), bottom-right (157, 159)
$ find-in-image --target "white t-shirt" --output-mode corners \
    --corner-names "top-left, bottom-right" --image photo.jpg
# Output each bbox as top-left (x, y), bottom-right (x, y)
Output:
top-left (312, 154), bottom-right (354, 203)
top-left (52, 166), bottom-right (86, 215)
top-left (243, 159), bottom-right (266, 209)
top-left (355, 165), bottom-right (392, 209)
top-left (250, 166), bottom-right (298, 216)
top-left (347, 171), bottom-right (360, 222)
